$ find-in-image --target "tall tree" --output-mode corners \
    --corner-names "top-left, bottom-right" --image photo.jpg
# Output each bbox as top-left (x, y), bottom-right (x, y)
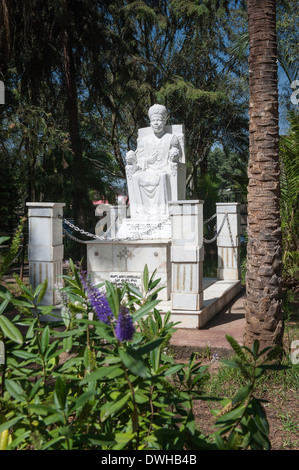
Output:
top-left (157, 0), bottom-right (249, 196)
top-left (243, 0), bottom-right (284, 348)
top-left (58, 0), bottom-right (91, 229)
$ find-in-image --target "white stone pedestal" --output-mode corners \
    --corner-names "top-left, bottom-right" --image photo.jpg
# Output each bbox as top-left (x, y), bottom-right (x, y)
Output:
top-left (216, 203), bottom-right (241, 280)
top-left (87, 239), bottom-right (171, 301)
top-left (169, 200), bottom-right (204, 311)
top-left (26, 202), bottom-right (65, 305)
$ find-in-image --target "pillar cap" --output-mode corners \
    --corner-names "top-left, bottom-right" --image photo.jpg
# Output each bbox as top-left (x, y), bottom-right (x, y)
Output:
top-left (26, 202), bottom-right (65, 207)
top-left (169, 200), bottom-right (204, 205)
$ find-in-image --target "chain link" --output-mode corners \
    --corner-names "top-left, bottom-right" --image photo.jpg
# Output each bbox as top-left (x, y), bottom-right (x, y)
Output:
top-left (203, 213), bottom-right (227, 244)
top-left (60, 212), bottom-right (227, 245)
top-left (60, 216), bottom-right (110, 241)
top-left (203, 213), bottom-right (217, 225)
top-left (60, 215), bottom-right (171, 242)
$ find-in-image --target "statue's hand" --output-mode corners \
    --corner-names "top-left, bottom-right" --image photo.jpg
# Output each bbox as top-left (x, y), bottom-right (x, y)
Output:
top-left (169, 147), bottom-right (180, 162)
top-left (126, 150), bottom-right (136, 165)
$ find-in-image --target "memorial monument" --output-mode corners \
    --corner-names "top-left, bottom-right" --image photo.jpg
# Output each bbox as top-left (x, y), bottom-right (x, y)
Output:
top-left (117, 103), bottom-right (186, 239)
top-left (87, 104), bottom-right (202, 307)
top-left (26, 104), bottom-right (242, 328)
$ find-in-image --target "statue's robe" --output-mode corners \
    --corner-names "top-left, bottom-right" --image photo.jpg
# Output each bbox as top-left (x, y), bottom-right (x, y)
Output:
top-left (130, 132), bottom-right (181, 218)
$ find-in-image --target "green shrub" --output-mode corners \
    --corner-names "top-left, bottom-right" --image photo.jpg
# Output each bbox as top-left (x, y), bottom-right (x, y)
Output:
top-left (0, 262), bottom-right (289, 450)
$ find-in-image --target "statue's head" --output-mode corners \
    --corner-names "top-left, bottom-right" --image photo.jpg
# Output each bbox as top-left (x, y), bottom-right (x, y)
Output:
top-left (148, 104), bottom-right (167, 121)
top-left (148, 104), bottom-right (167, 134)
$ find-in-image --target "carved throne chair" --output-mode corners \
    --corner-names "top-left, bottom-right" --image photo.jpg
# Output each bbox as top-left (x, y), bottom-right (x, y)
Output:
top-left (126, 124), bottom-right (186, 205)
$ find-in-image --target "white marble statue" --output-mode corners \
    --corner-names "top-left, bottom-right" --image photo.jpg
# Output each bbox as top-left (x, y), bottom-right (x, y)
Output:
top-left (125, 104), bottom-right (185, 220)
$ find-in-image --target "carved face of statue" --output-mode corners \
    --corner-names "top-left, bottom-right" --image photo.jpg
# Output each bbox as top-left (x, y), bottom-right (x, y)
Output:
top-left (150, 114), bottom-right (166, 135)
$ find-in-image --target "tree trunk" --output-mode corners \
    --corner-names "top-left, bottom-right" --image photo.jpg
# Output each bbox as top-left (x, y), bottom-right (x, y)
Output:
top-left (63, 28), bottom-right (87, 228)
top-left (244, 0), bottom-right (284, 349)
top-left (61, 2), bottom-right (92, 265)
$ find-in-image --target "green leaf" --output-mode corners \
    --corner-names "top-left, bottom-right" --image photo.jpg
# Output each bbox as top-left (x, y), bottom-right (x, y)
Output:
top-left (38, 305), bottom-right (56, 317)
top-left (94, 322), bottom-right (115, 342)
top-left (0, 416), bottom-right (24, 434)
top-left (105, 281), bottom-right (119, 316)
top-left (148, 268), bottom-right (158, 286)
top-left (34, 280), bottom-right (48, 303)
top-left (216, 404), bottom-right (246, 425)
top-left (5, 379), bottom-right (26, 402)
top-left (44, 340), bottom-right (60, 362)
top-left (0, 315), bottom-right (23, 344)
top-left (135, 389), bottom-right (149, 404)
top-left (113, 432), bottom-right (135, 450)
top-left (126, 283), bottom-right (143, 299)
top-left (143, 264), bottom-right (149, 291)
top-left (100, 392), bottom-right (131, 421)
top-left (0, 289), bottom-right (12, 301)
top-left (252, 339), bottom-right (260, 359)
top-left (43, 412), bottom-right (64, 427)
top-left (132, 299), bottom-right (160, 321)
top-left (54, 377), bottom-right (67, 411)
top-left (87, 435), bottom-right (117, 447)
top-left (185, 411), bottom-right (196, 435)
top-left (28, 404), bottom-right (52, 416)
top-left (7, 431), bottom-right (31, 450)
top-left (63, 336), bottom-right (73, 353)
top-left (252, 428), bottom-right (271, 450)
top-left (232, 383), bottom-right (252, 406)
top-left (12, 350), bottom-right (38, 360)
top-left (0, 299), bottom-right (9, 315)
top-left (29, 378), bottom-right (44, 401)
top-left (0, 236), bottom-right (10, 245)
top-left (41, 325), bottom-right (50, 355)
top-left (20, 283), bottom-right (34, 299)
top-left (163, 363), bottom-right (185, 376)
top-left (68, 302), bottom-right (86, 314)
top-left (80, 365), bottom-right (124, 384)
top-left (119, 348), bottom-right (149, 378)
top-left (41, 436), bottom-right (66, 450)
top-left (69, 258), bottom-right (81, 286)
top-left (74, 390), bottom-right (97, 409)
top-left (150, 347), bottom-right (160, 373)
top-left (251, 398), bottom-right (269, 435)
top-left (136, 337), bottom-right (164, 356)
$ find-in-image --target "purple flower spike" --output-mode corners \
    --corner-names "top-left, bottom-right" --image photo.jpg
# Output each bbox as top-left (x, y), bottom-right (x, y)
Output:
top-left (79, 270), bottom-right (113, 324)
top-left (115, 306), bottom-right (135, 342)
top-left (89, 289), bottom-right (114, 324)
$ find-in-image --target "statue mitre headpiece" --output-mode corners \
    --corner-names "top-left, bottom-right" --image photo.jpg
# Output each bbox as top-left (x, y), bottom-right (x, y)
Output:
top-left (148, 104), bottom-right (167, 120)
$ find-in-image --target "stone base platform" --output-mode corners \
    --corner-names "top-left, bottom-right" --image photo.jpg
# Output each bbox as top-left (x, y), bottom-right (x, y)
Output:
top-left (159, 278), bottom-right (242, 329)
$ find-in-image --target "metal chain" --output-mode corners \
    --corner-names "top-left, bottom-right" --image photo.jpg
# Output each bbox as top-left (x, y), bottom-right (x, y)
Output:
top-left (61, 212), bottom-right (227, 244)
top-left (60, 215), bottom-right (171, 243)
top-left (60, 216), bottom-right (110, 241)
top-left (203, 213), bottom-right (227, 244)
top-left (203, 213), bottom-right (217, 225)
top-left (63, 228), bottom-right (91, 244)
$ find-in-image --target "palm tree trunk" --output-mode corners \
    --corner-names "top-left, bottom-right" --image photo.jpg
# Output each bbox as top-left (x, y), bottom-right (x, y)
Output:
top-left (244, 0), bottom-right (284, 349)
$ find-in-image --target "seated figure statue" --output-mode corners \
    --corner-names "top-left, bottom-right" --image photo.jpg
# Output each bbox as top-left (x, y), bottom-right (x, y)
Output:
top-left (125, 104), bottom-right (185, 220)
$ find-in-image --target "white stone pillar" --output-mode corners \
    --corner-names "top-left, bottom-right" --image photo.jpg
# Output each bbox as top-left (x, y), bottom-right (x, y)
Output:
top-left (169, 200), bottom-right (204, 311)
top-left (26, 202), bottom-right (65, 305)
top-left (216, 202), bottom-right (241, 281)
